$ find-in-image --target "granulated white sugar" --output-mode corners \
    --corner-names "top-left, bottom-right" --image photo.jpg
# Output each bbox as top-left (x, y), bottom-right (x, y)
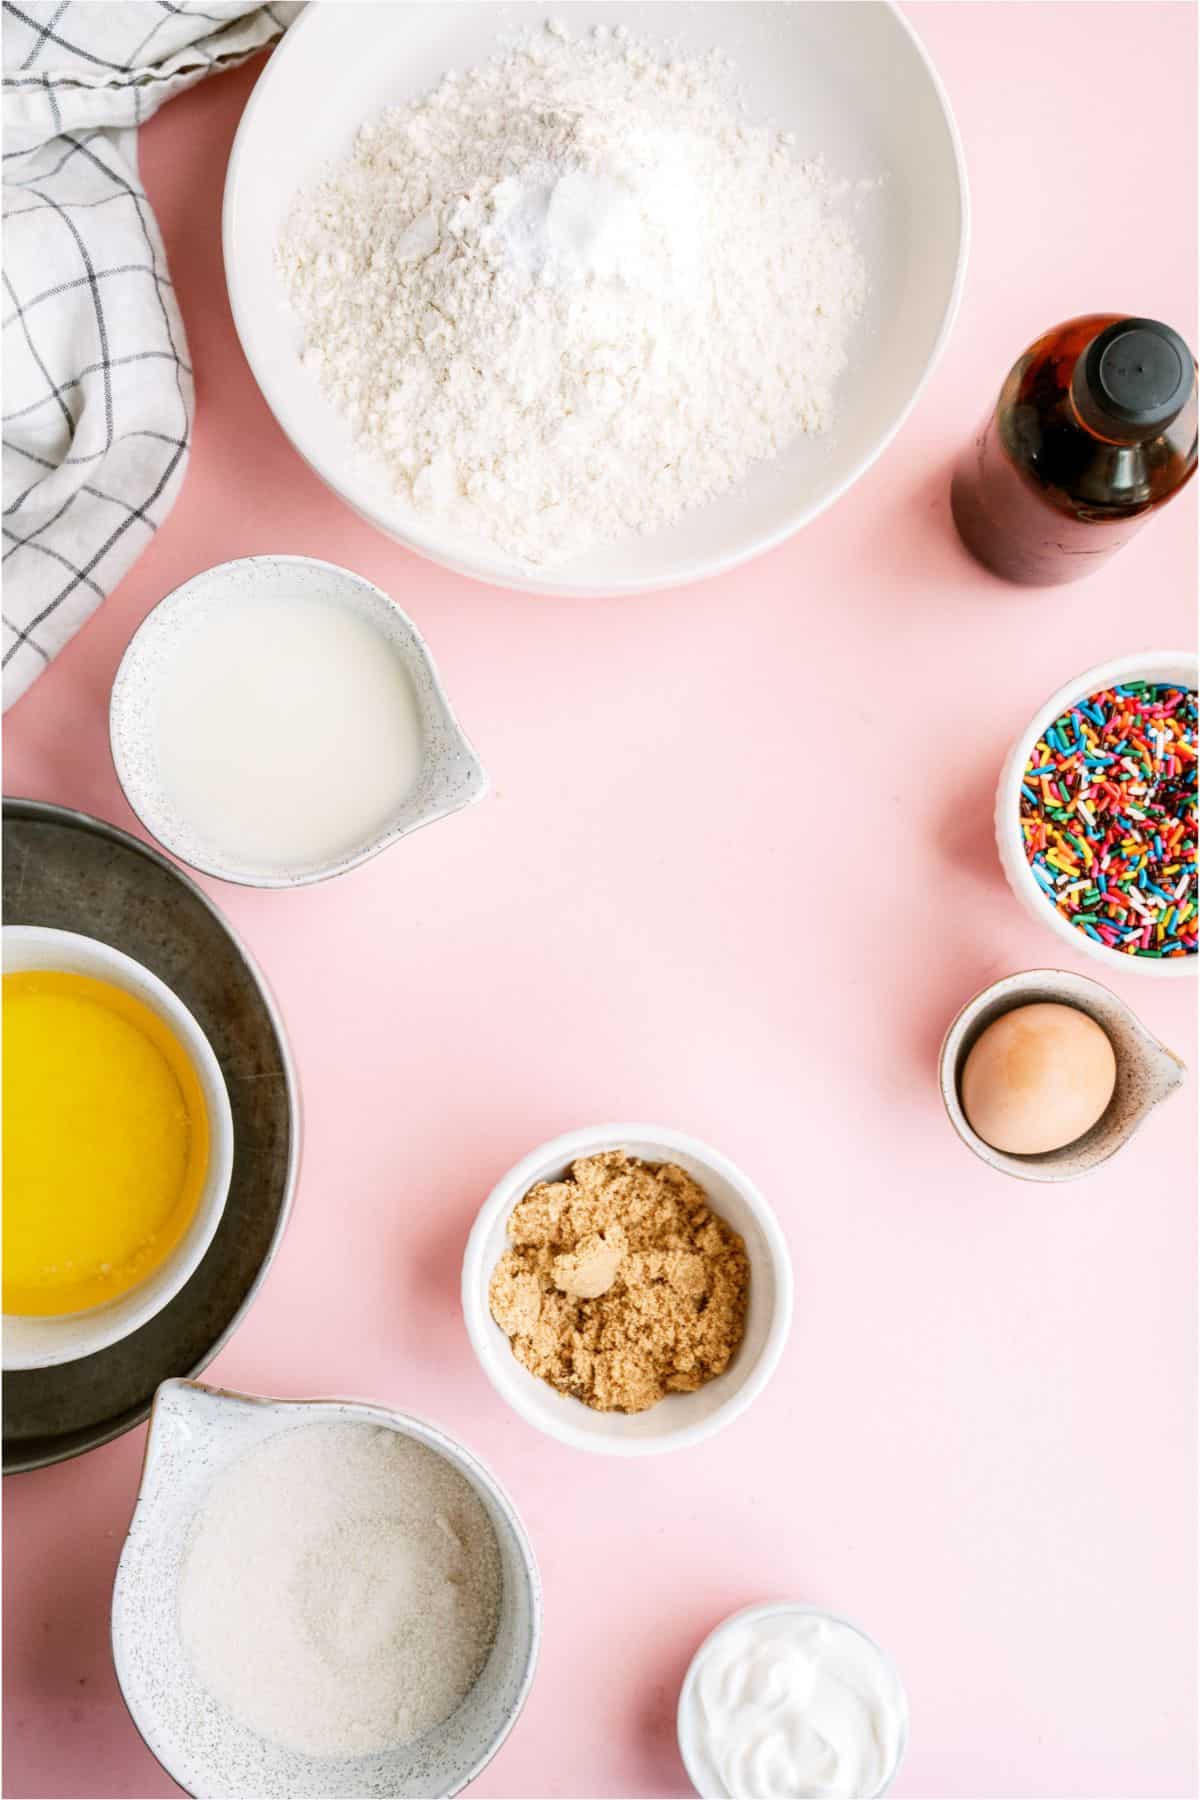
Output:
top-left (177, 1422), bottom-right (502, 1758)
top-left (278, 19), bottom-right (867, 565)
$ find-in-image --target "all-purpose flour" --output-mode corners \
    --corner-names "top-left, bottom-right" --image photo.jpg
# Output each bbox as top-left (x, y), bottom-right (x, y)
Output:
top-left (279, 21), bottom-right (867, 564)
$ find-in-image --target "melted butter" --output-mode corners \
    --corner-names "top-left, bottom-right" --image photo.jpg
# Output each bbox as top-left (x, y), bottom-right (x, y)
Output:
top-left (2, 970), bottom-right (209, 1316)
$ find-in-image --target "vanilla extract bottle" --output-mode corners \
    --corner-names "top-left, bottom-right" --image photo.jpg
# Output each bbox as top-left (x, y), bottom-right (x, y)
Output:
top-left (951, 314), bottom-right (1197, 584)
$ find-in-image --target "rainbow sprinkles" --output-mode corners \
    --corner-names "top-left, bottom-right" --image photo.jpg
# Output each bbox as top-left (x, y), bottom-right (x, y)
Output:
top-left (1020, 683), bottom-right (1198, 959)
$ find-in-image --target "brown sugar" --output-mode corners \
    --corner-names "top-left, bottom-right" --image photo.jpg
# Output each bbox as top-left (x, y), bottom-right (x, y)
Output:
top-left (488, 1150), bottom-right (750, 1414)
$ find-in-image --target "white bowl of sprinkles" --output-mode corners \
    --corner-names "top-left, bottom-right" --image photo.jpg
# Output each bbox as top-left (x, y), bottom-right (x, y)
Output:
top-left (995, 651), bottom-right (1197, 980)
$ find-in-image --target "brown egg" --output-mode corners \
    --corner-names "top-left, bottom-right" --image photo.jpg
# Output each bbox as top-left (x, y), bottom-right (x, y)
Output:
top-left (960, 1002), bottom-right (1117, 1155)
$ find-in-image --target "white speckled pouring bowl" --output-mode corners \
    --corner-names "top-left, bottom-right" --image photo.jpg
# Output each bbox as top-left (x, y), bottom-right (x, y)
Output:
top-left (111, 1381), bottom-right (541, 1800)
top-left (939, 968), bottom-right (1186, 1182)
top-left (3, 927), bottom-right (234, 1372)
top-left (995, 651), bottom-right (1197, 978)
top-left (462, 1125), bottom-right (794, 1456)
top-left (109, 555), bottom-right (487, 889)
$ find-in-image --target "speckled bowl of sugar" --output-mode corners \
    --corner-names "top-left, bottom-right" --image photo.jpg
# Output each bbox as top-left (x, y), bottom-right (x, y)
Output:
top-left (111, 1381), bottom-right (540, 1799)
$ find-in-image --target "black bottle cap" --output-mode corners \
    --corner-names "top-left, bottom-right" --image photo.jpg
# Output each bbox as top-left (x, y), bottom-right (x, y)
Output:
top-left (1082, 318), bottom-right (1194, 432)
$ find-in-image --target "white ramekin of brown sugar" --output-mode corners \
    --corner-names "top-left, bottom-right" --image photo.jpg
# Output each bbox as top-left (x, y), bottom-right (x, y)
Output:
top-left (461, 1124), bottom-right (794, 1457)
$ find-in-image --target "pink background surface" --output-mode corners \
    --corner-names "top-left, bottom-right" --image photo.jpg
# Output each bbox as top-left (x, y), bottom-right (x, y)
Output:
top-left (3, 4), bottom-right (1197, 1797)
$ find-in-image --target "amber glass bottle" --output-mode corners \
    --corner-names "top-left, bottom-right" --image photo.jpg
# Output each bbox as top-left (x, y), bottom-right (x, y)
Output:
top-left (951, 314), bottom-right (1197, 584)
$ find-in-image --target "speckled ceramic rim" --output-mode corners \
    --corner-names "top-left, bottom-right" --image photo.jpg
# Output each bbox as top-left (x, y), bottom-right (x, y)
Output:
top-left (223, 3), bottom-right (970, 598)
top-left (461, 1123), bottom-right (795, 1457)
top-left (111, 1381), bottom-right (542, 1800)
top-left (1, 800), bottom-right (302, 1470)
top-left (108, 554), bottom-right (488, 890)
top-left (994, 650), bottom-right (1197, 979)
top-left (675, 1601), bottom-right (910, 1799)
top-left (937, 966), bottom-right (1186, 1183)
top-left (1, 925), bottom-right (235, 1372)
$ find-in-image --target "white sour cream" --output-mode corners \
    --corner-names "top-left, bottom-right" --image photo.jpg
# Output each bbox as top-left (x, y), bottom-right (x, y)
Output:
top-left (679, 1606), bottom-right (908, 1800)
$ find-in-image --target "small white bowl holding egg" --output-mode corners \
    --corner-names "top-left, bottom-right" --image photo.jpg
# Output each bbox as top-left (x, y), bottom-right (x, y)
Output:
top-left (2, 926), bottom-right (234, 1370)
top-left (940, 967), bottom-right (1186, 1182)
top-left (109, 555), bottom-right (487, 889)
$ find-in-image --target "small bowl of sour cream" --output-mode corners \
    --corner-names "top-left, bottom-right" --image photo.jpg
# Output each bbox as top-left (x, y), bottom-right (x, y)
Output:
top-left (677, 1602), bottom-right (909, 1800)
top-left (110, 555), bottom-right (487, 888)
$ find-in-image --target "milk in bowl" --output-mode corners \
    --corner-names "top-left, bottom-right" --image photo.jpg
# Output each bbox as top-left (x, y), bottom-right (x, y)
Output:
top-left (110, 555), bottom-right (487, 888)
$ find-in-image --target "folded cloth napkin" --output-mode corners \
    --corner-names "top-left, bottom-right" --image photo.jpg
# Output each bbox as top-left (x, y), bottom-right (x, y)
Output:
top-left (2, 0), bottom-right (301, 708)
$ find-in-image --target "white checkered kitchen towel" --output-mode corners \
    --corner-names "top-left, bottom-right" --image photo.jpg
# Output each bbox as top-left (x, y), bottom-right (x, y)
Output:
top-left (2, 0), bottom-right (301, 708)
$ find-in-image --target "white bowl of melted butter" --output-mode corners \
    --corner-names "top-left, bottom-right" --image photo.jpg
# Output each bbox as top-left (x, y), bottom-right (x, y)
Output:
top-left (677, 1602), bottom-right (909, 1799)
top-left (2, 927), bottom-right (234, 1371)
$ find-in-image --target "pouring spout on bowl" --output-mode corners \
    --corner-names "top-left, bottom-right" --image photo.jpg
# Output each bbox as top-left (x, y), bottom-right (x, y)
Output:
top-left (130, 1381), bottom-right (280, 1534)
top-left (1131, 1025), bottom-right (1187, 1111)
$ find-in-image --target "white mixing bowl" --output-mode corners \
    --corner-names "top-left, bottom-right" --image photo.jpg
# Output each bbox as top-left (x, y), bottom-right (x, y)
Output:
top-left (224, 1), bottom-right (968, 595)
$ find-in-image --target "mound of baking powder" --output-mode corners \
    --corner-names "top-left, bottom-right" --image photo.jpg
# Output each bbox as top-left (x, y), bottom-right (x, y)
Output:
top-left (279, 20), bottom-right (867, 564)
